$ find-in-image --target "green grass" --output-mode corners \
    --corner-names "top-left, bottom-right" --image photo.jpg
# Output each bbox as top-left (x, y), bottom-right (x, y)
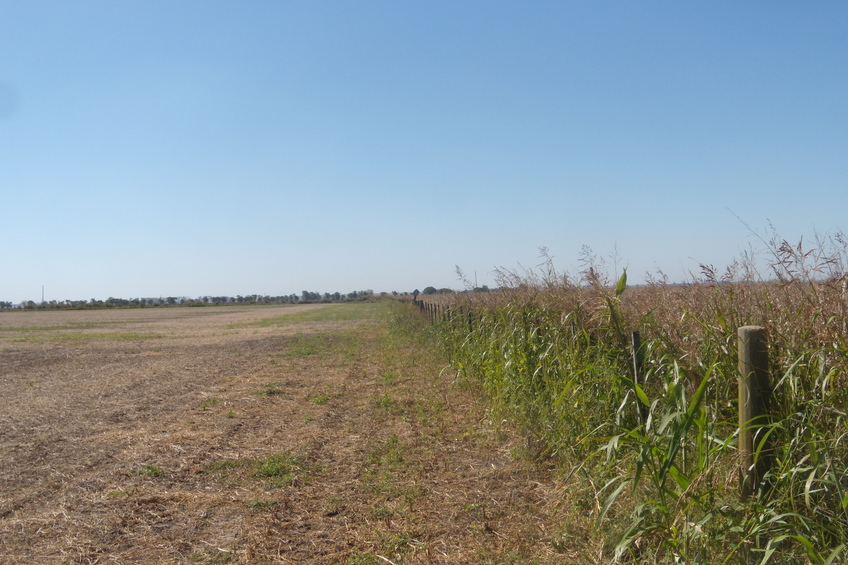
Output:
top-left (198, 398), bottom-right (221, 410)
top-left (131, 464), bottom-right (163, 478)
top-left (381, 371), bottom-right (401, 385)
top-left (231, 301), bottom-right (385, 329)
top-left (253, 452), bottom-right (313, 488)
top-left (0, 322), bottom-right (105, 333)
top-left (0, 321), bottom-right (162, 343)
top-left (204, 452), bottom-right (318, 489)
top-left (254, 381), bottom-right (288, 397)
top-left (204, 458), bottom-right (251, 476)
top-left (372, 392), bottom-right (404, 419)
top-left (246, 499), bottom-right (278, 512)
top-left (57, 331), bottom-right (163, 342)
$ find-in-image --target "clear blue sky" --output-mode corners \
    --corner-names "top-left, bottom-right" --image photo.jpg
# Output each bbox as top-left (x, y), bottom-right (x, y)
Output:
top-left (1, 2), bottom-right (846, 302)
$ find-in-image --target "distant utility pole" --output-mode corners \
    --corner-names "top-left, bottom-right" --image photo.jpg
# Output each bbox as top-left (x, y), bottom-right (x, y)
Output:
top-left (42, 285), bottom-right (44, 303)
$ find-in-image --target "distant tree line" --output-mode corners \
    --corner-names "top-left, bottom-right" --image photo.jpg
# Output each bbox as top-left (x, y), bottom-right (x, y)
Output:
top-left (0, 290), bottom-right (387, 310)
top-left (421, 285), bottom-right (489, 295)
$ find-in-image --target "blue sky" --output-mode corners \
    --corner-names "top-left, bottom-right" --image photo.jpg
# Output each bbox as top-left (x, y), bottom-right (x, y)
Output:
top-left (1, 2), bottom-right (846, 302)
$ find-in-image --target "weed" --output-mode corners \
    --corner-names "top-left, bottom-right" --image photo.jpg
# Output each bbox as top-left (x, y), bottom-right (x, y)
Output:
top-left (381, 371), bottom-right (401, 385)
top-left (289, 343), bottom-right (319, 357)
top-left (198, 397), bottom-right (221, 410)
top-left (369, 504), bottom-right (394, 520)
top-left (107, 488), bottom-right (139, 498)
top-left (204, 459), bottom-right (249, 474)
top-left (347, 554), bottom-right (381, 565)
top-left (367, 434), bottom-right (404, 468)
top-left (58, 332), bottom-right (162, 342)
top-left (234, 302), bottom-right (385, 329)
top-left (132, 465), bottom-right (163, 478)
top-left (253, 452), bottom-right (312, 488)
top-left (372, 393), bottom-right (403, 418)
top-left (246, 499), bottom-right (278, 512)
top-left (254, 382), bottom-right (287, 397)
top-left (307, 387), bottom-right (346, 405)
top-left (307, 393), bottom-right (331, 405)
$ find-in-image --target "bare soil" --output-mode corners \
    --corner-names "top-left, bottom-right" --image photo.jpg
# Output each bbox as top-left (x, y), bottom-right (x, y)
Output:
top-left (0, 303), bottom-right (570, 564)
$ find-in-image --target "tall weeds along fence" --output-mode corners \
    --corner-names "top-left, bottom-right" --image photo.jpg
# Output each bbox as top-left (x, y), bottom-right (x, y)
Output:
top-left (411, 234), bottom-right (848, 563)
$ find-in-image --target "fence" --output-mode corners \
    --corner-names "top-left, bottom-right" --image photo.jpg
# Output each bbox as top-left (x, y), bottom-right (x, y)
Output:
top-left (412, 296), bottom-right (773, 499)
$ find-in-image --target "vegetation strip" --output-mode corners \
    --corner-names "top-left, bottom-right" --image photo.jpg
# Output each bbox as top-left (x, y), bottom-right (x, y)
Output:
top-left (427, 234), bottom-right (848, 564)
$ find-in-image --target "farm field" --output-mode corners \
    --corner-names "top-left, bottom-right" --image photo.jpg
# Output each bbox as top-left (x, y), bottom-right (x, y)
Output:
top-left (0, 302), bottom-right (565, 564)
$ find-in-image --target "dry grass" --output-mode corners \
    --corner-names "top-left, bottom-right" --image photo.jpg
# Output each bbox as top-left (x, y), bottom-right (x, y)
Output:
top-left (0, 302), bottom-right (570, 564)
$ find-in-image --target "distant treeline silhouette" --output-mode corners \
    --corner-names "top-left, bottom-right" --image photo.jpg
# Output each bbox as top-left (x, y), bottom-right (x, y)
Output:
top-left (0, 290), bottom-right (397, 310)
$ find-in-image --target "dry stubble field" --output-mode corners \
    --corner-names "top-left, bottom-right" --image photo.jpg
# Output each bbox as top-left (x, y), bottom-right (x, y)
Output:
top-left (0, 302), bottom-right (567, 564)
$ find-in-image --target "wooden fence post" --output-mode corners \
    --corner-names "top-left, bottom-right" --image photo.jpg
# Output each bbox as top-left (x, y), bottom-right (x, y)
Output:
top-left (738, 325), bottom-right (771, 499)
top-left (631, 331), bottom-right (648, 425)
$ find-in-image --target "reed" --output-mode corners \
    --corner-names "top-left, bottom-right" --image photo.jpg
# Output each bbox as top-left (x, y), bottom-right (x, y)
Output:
top-left (428, 230), bottom-right (848, 563)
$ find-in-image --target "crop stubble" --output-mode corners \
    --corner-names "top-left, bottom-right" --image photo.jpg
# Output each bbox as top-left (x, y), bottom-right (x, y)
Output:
top-left (0, 304), bottom-right (563, 564)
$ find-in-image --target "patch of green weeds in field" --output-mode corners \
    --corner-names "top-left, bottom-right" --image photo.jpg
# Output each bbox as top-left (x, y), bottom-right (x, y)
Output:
top-left (254, 382), bottom-right (288, 397)
top-left (369, 504), bottom-right (394, 520)
top-left (372, 392), bottom-right (404, 419)
top-left (224, 408), bottom-right (236, 418)
top-left (131, 464), bottom-right (163, 478)
top-left (367, 434), bottom-right (404, 468)
top-left (207, 454), bottom-right (320, 488)
top-left (351, 530), bottom-right (424, 565)
top-left (5, 325), bottom-right (162, 344)
top-left (307, 386), bottom-right (346, 405)
top-left (107, 488), bottom-right (139, 498)
top-left (360, 434), bottom-right (413, 497)
top-left (236, 301), bottom-right (386, 329)
top-left (247, 499), bottom-right (278, 512)
top-left (204, 458), bottom-right (250, 475)
top-left (306, 393), bottom-right (331, 405)
top-left (288, 342), bottom-right (320, 357)
top-left (472, 547), bottom-right (539, 565)
top-left (58, 332), bottom-right (163, 342)
top-left (347, 554), bottom-right (382, 565)
top-left (380, 531), bottom-right (424, 555)
top-left (198, 397), bottom-right (221, 410)
top-left (283, 331), bottom-right (364, 359)
top-left (0, 322), bottom-right (104, 333)
top-left (381, 371), bottom-right (401, 385)
top-left (253, 452), bottom-right (318, 489)
top-left (410, 397), bottom-right (446, 428)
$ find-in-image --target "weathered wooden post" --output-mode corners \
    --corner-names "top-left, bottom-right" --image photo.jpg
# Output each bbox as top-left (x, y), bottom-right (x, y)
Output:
top-left (632, 331), bottom-right (648, 425)
top-left (738, 325), bottom-right (771, 498)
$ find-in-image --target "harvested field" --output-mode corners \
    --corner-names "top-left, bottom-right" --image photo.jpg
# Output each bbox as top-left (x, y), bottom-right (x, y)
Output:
top-left (0, 302), bottom-right (568, 564)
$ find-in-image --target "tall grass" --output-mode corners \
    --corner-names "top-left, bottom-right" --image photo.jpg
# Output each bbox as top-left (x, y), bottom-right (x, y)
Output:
top-left (430, 231), bottom-right (848, 563)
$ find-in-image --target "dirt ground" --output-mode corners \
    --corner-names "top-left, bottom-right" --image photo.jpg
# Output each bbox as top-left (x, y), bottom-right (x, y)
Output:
top-left (0, 302), bottom-right (572, 564)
